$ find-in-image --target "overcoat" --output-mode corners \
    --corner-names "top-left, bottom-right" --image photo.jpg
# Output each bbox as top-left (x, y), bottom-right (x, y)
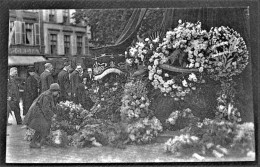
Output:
top-left (57, 69), bottom-right (71, 101)
top-left (23, 73), bottom-right (40, 115)
top-left (40, 70), bottom-right (54, 93)
top-left (23, 90), bottom-right (56, 134)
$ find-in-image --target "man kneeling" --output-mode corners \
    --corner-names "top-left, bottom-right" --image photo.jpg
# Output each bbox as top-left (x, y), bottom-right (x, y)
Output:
top-left (23, 83), bottom-right (60, 148)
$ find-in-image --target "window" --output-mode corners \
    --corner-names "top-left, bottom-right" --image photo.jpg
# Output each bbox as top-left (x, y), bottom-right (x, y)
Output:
top-left (34, 23), bottom-right (40, 45)
top-left (25, 23), bottom-right (34, 45)
top-left (9, 21), bottom-right (15, 45)
top-left (49, 10), bottom-right (55, 22)
top-left (63, 10), bottom-right (69, 23)
top-left (64, 35), bottom-right (70, 55)
top-left (77, 36), bottom-right (82, 55)
top-left (50, 34), bottom-right (57, 55)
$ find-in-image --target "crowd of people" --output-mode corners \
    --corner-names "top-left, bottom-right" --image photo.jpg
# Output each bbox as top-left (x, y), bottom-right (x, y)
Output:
top-left (7, 62), bottom-right (96, 148)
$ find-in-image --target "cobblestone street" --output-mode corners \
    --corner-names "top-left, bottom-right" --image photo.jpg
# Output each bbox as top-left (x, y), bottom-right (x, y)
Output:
top-left (6, 125), bottom-right (254, 163)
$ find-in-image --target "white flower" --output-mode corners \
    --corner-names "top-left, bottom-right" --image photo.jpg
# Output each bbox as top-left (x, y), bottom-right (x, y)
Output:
top-left (188, 73), bottom-right (197, 81)
top-left (182, 79), bottom-right (188, 87)
top-left (154, 59), bottom-right (159, 66)
top-left (145, 38), bottom-right (150, 42)
top-left (157, 69), bottom-right (162, 75)
top-left (137, 42), bottom-right (145, 48)
top-left (178, 19), bottom-right (182, 24)
top-left (164, 73), bottom-right (169, 77)
top-left (172, 84), bottom-right (178, 89)
top-left (153, 37), bottom-right (159, 43)
top-left (199, 67), bottom-right (204, 73)
top-left (195, 62), bottom-right (200, 68)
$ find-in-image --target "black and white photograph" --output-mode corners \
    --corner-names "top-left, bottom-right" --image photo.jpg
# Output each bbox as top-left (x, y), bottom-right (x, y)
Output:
top-left (2, 0), bottom-right (259, 164)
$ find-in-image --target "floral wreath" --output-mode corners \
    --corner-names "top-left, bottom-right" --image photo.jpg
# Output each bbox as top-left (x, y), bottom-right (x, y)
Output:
top-left (147, 20), bottom-right (209, 99)
top-left (206, 26), bottom-right (249, 80)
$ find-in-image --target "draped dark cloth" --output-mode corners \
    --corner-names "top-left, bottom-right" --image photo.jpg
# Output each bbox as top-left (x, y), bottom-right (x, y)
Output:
top-left (151, 7), bottom-right (253, 123)
top-left (90, 8), bottom-right (147, 55)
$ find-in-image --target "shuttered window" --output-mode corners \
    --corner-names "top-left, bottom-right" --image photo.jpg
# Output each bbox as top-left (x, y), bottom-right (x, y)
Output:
top-left (34, 23), bottom-right (40, 45)
top-left (9, 21), bottom-right (15, 45)
top-left (14, 21), bottom-right (22, 44)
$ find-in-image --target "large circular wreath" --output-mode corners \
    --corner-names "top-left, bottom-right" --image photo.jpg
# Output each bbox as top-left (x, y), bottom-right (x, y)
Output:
top-left (206, 26), bottom-right (249, 80)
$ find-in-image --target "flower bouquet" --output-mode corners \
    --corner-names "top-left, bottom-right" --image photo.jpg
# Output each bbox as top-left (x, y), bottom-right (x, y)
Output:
top-left (127, 116), bottom-right (163, 144)
top-left (165, 108), bottom-right (200, 130)
top-left (164, 134), bottom-right (200, 157)
top-left (125, 36), bottom-right (160, 68)
top-left (120, 80), bottom-right (151, 122)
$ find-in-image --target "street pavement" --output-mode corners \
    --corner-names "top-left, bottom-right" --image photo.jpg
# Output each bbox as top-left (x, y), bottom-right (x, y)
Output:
top-left (6, 125), bottom-right (255, 163)
top-left (5, 100), bottom-right (255, 163)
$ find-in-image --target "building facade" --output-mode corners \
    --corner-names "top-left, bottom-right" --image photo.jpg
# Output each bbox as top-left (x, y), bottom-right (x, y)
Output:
top-left (8, 10), bottom-right (46, 80)
top-left (40, 9), bottom-right (91, 58)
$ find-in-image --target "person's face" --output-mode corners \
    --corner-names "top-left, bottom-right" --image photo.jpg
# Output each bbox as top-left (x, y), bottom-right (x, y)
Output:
top-left (49, 65), bottom-right (54, 72)
top-left (83, 78), bottom-right (87, 84)
top-left (88, 70), bottom-right (92, 75)
top-left (29, 72), bottom-right (34, 76)
top-left (12, 70), bottom-right (18, 77)
top-left (52, 91), bottom-right (59, 97)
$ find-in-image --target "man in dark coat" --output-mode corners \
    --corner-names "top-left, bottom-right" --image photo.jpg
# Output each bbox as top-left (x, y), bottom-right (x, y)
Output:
top-left (70, 65), bottom-right (83, 104)
top-left (78, 78), bottom-right (94, 110)
top-left (23, 66), bottom-right (40, 116)
top-left (40, 63), bottom-right (54, 93)
top-left (57, 62), bottom-right (71, 102)
top-left (23, 83), bottom-right (60, 148)
top-left (85, 68), bottom-right (94, 89)
top-left (8, 67), bottom-right (22, 125)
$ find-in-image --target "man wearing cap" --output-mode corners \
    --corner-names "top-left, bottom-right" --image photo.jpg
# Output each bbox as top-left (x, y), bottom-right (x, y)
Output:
top-left (57, 62), bottom-right (71, 102)
top-left (23, 83), bottom-right (60, 148)
top-left (8, 67), bottom-right (22, 125)
top-left (70, 65), bottom-right (83, 104)
top-left (23, 66), bottom-right (40, 116)
top-left (40, 63), bottom-right (54, 93)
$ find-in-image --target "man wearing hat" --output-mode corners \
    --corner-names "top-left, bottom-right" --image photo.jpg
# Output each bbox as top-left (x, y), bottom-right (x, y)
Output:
top-left (23, 83), bottom-right (60, 148)
top-left (70, 64), bottom-right (83, 104)
top-left (8, 67), bottom-right (22, 125)
top-left (23, 66), bottom-right (40, 116)
top-left (57, 61), bottom-right (72, 102)
top-left (40, 63), bottom-right (54, 93)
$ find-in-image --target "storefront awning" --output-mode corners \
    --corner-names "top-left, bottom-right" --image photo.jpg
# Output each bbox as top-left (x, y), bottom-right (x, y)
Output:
top-left (8, 56), bottom-right (46, 66)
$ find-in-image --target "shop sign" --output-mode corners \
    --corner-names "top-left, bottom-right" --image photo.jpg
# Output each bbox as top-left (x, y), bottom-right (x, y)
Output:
top-left (9, 46), bottom-right (40, 55)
